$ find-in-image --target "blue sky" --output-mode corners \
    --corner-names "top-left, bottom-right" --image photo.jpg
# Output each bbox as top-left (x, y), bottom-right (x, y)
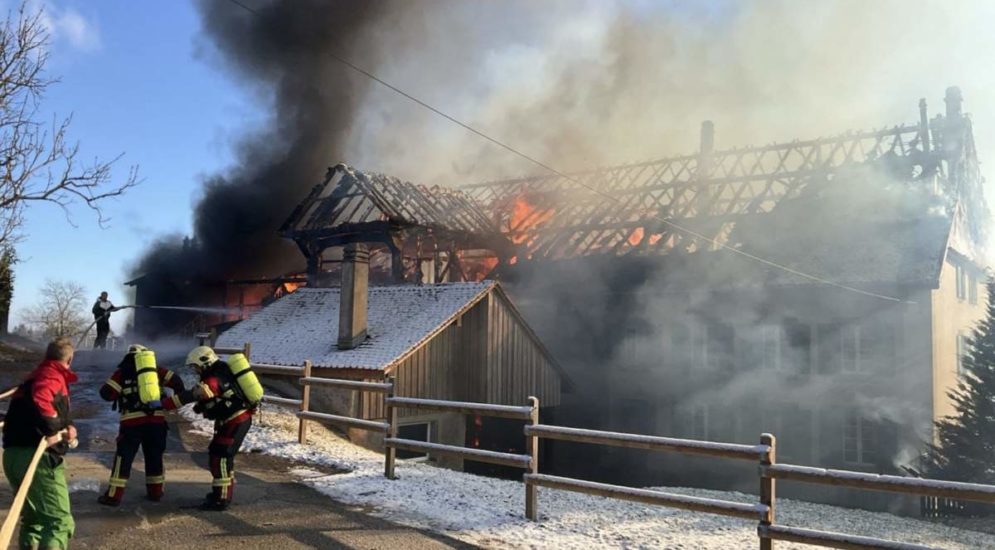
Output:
top-left (9, 0), bottom-right (260, 333)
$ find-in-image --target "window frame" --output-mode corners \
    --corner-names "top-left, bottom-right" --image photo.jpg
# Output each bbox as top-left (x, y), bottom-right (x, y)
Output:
top-left (761, 325), bottom-right (783, 371)
top-left (780, 320), bottom-right (813, 375)
top-left (955, 263), bottom-right (964, 300)
top-left (686, 404), bottom-right (709, 440)
top-left (840, 324), bottom-right (862, 373)
top-left (843, 411), bottom-right (876, 466)
top-left (956, 332), bottom-right (971, 376)
top-left (396, 422), bottom-right (433, 462)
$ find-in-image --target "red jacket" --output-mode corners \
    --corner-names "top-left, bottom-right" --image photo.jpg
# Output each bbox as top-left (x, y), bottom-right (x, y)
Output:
top-left (2, 360), bottom-right (77, 452)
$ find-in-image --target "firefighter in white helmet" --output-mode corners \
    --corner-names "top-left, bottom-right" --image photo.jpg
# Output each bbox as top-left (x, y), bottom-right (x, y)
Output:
top-left (163, 346), bottom-right (257, 510)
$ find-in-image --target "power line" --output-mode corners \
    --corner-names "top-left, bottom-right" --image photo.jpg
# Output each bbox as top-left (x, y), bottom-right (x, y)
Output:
top-left (222, 0), bottom-right (912, 304)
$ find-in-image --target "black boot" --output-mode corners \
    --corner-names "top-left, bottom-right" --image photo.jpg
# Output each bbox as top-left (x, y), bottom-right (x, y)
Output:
top-left (97, 494), bottom-right (121, 507)
top-left (200, 493), bottom-right (229, 512)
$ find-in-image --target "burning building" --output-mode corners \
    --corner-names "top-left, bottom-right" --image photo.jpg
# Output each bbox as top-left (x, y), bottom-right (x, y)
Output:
top-left (461, 87), bottom-right (988, 511)
top-left (132, 84), bottom-right (984, 510)
top-left (219, 199), bottom-right (567, 470)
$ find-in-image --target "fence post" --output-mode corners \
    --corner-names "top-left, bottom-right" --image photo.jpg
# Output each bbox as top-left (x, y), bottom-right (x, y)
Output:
top-left (759, 433), bottom-right (776, 550)
top-left (525, 396), bottom-right (540, 521)
top-left (384, 376), bottom-right (398, 480)
top-left (298, 360), bottom-right (312, 444)
top-left (209, 327), bottom-right (218, 347)
top-left (243, 342), bottom-right (252, 360)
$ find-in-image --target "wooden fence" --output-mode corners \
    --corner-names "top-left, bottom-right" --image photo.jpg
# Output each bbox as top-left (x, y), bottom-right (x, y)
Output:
top-left (237, 354), bottom-right (995, 550)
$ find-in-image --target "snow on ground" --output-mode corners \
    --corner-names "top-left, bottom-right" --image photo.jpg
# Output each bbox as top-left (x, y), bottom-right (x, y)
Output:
top-left (68, 478), bottom-right (101, 493)
top-left (185, 406), bottom-right (994, 549)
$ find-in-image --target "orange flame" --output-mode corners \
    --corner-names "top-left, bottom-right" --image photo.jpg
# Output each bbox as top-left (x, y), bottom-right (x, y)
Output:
top-left (509, 195), bottom-right (555, 244)
top-left (628, 227), bottom-right (644, 246)
top-left (648, 233), bottom-right (663, 245)
top-left (281, 281), bottom-right (303, 294)
top-left (458, 253), bottom-right (498, 282)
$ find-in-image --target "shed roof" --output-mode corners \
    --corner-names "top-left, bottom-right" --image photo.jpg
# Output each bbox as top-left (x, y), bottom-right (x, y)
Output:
top-left (216, 281), bottom-right (554, 372)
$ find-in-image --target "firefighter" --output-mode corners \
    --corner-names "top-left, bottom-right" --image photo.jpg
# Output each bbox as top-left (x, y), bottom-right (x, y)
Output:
top-left (97, 344), bottom-right (185, 506)
top-left (91, 291), bottom-right (118, 349)
top-left (163, 346), bottom-right (255, 511)
top-left (2, 338), bottom-right (79, 550)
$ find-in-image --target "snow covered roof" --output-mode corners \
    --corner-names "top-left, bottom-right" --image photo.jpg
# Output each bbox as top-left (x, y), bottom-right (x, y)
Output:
top-left (216, 282), bottom-right (495, 370)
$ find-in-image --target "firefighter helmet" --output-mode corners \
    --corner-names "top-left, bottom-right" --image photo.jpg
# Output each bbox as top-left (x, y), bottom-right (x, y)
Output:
top-left (186, 346), bottom-right (218, 371)
top-left (127, 344), bottom-right (148, 354)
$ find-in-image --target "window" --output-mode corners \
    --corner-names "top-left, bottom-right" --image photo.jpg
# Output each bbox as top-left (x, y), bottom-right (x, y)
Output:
top-left (957, 332), bottom-right (971, 376)
top-left (955, 262), bottom-right (977, 303)
top-left (761, 325), bottom-right (782, 371)
top-left (954, 261), bottom-right (979, 304)
top-left (823, 321), bottom-right (894, 374)
top-left (705, 323), bottom-right (735, 371)
top-left (843, 412), bottom-right (877, 465)
top-left (739, 325), bottom-right (782, 371)
top-left (670, 323), bottom-right (691, 372)
top-left (781, 320), bottom-right (812, 374)
top-left (860, 322), bottom-right (896, 373)
top-left (840, 324), bottom-right (861, 373)
top-left (396, 423), bottom-right (432, 461)
top-left (618, 329), bottom-right (641, 368)
top-left (816, 323), bottom-right (842, 374)
top-left (759, 407), bottom-right (811, 462)
top-left (686, 404), bottom-right (709, 440)
top-left (956, 263), bottom-right (966, 300)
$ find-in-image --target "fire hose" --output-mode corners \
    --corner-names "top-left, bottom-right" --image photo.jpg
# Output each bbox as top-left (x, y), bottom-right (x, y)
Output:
top-left (75, 305), bottom-right (141, 348)
top-left (0, 388), bottom-right (79, 547)
top-left (0, 429), bottom-right (77, 548)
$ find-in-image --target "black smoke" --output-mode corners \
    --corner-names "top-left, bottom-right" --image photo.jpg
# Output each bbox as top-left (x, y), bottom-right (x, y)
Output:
top-left (130, 0), bottom-right (396, 326)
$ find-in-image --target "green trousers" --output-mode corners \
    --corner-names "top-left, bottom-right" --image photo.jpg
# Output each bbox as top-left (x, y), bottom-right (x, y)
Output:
top-left (3, 446), bottom-right (75, 549)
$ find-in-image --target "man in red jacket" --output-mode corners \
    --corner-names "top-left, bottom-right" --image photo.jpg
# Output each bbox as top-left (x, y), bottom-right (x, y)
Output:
top-left (2, 338), bottom-right (78, 550)
top-left (164, 346), bottom-right (254, 511)
top-left (97, 344), bottom-right (185, 506)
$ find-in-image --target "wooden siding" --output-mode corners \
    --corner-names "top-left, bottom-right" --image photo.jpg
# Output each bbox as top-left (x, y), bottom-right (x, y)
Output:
top-left (485, 292), bottom-right (561, 407)
top-left (360, 288), bottom-right (562, 420)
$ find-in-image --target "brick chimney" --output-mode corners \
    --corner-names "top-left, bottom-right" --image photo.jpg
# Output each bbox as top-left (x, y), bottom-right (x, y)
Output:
top-left (337, 243), bottom-right (369, 350)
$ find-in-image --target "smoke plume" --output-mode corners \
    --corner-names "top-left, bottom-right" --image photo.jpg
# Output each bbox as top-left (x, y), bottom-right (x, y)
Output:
top-left (134, 0), bottom-right (995, 288)
top-left (132, 0), bottom-right (396, 304)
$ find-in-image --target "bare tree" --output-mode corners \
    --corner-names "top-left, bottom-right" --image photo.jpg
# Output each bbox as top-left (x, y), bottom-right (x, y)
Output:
top-left (0, 3), bottom-right (138, 245)
top-left (22, 278), bottom-right (89, 339)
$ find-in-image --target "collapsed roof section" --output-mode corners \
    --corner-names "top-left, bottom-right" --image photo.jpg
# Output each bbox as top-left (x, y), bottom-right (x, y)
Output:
top-left (281, 164), bottom-right (511, 284)
top-left (464, 87), bottom-right (986, 265)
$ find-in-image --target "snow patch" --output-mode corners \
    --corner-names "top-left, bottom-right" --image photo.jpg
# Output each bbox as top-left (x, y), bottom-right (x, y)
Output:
top-left (68, 478), bottom-right (101, 493)
top-left (238, 407), bottom-right (993, 549)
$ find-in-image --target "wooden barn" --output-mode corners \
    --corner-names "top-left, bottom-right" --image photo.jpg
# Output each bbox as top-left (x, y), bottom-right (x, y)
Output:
top-left (217, 244), bottom-right (567, 470)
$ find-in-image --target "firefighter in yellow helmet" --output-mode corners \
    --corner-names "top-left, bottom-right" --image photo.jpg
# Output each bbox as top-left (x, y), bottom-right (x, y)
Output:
top-left (163, 346), bottom-right (257, 511)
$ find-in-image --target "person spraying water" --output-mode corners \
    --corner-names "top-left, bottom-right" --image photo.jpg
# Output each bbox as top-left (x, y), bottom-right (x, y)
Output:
top-left (77, 302), bottom-right (244, 349)
top-left (91, 292), bottom-right (119, 349)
